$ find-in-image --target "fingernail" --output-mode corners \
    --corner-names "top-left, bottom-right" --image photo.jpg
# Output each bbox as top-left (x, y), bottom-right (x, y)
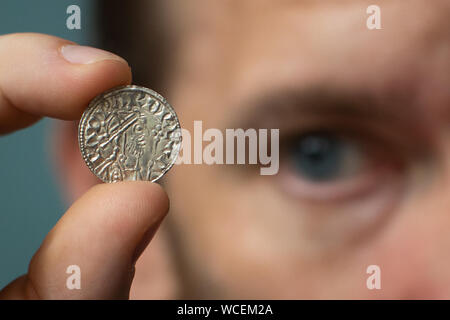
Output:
top-left (60, 44), bottom-right (127, 65)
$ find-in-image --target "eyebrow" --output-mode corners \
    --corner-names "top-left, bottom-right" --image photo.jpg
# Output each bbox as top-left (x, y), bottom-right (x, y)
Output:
top-left (228, 86), bottom-right (422, 131)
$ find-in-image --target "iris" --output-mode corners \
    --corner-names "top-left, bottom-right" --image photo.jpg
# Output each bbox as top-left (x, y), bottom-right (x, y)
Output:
top-left (290, 132), bottom-right (355, 182)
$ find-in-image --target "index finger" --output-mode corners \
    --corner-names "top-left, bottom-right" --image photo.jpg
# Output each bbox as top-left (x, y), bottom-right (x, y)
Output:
top-left (0, 33), bottom-right (132, 134)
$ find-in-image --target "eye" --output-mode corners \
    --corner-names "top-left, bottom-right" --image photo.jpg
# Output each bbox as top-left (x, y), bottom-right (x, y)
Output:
top-left (289, 132), bottom-right (362, 183)
top-left (133, 123), bottom-right (144, 134)
top-left (279, 129), bottom-right (405, 203)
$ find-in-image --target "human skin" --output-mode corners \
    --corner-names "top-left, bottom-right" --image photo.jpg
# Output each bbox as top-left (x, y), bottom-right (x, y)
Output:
top-left (0, 33), bottom-right (169, 299)
top-left (1, 0), bottom-right (450, 299)
top-left (145, 0), bottom-right (450, 299)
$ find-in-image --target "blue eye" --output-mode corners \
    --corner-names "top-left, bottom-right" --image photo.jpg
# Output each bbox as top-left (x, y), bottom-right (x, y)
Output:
top-left (289, 132), bottom-right (361, 182)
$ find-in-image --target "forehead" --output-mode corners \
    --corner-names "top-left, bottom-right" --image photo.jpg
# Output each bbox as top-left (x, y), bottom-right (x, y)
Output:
top-left (166, 0), bottom-right (449, 116)
top-left (170, 0), bottom-right (449, 52)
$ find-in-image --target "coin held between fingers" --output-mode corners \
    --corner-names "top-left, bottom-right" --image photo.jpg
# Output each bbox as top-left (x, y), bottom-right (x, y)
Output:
top-left (78, 85), bottom-right (182, 183)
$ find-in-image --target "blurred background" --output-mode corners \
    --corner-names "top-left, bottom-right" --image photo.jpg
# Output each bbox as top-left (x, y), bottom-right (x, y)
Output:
top-left (0, 0), bottom-right (97, 289)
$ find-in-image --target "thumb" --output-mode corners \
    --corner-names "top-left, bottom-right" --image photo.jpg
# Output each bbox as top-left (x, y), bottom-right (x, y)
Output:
top-left (0, 181), bottom-right (169, 299)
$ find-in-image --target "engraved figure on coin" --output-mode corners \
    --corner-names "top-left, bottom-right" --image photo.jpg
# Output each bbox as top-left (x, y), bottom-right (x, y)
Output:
top-left (122, 110), bottom-right (153, 181)
top-left (85, 106), bottom-right (125, 181)
top-left (79, 86), bottom-right (182, 183)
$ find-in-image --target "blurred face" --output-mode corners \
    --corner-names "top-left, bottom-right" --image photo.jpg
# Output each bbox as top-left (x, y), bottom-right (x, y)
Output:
top-left (58, 0), bottom-right (450, 299)
top-left (161, 0), bottom-right (450, 298)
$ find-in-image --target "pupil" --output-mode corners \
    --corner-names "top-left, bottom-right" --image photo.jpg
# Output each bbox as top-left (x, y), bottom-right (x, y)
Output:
top-left (291, 133), bottom-right (341, 181)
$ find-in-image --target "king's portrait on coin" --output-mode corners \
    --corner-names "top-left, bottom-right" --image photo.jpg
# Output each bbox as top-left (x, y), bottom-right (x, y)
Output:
top-left (79, 86), bottom-right (182, 183)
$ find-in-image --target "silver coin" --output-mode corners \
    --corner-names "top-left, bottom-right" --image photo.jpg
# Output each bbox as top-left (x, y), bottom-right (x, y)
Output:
top-left (78, 85), bottom-right (182, 183)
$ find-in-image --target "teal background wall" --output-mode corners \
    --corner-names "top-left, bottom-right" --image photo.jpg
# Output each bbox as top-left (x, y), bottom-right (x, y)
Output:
top-left (0, 0), bottom-right (98, 290)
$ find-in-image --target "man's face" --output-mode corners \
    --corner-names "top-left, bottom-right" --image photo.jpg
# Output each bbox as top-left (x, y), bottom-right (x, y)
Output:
top-left (158, 0), bottom-right (450, 298)
top-left (56, 0), bottom-right (450, 299)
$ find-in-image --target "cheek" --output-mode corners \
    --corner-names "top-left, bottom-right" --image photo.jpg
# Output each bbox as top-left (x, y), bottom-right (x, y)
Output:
top-left (165, 162), bottom-right (400, 297)
top-left (350, 175), bottom-right (450, 299)
top-left (165, 164), bottom-right (310, 297)
top-left (350, 226), bottom-right (439, 299)
top-left (166, 158), bottom-right (399, 296)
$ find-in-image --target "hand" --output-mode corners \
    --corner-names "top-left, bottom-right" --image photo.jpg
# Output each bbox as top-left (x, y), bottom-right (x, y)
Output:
top-left (0, 33), bottom-right (169, 299)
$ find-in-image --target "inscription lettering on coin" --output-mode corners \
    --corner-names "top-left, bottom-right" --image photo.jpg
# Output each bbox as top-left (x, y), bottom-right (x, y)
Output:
top-left (78, 85), bottom-right (182, 183)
